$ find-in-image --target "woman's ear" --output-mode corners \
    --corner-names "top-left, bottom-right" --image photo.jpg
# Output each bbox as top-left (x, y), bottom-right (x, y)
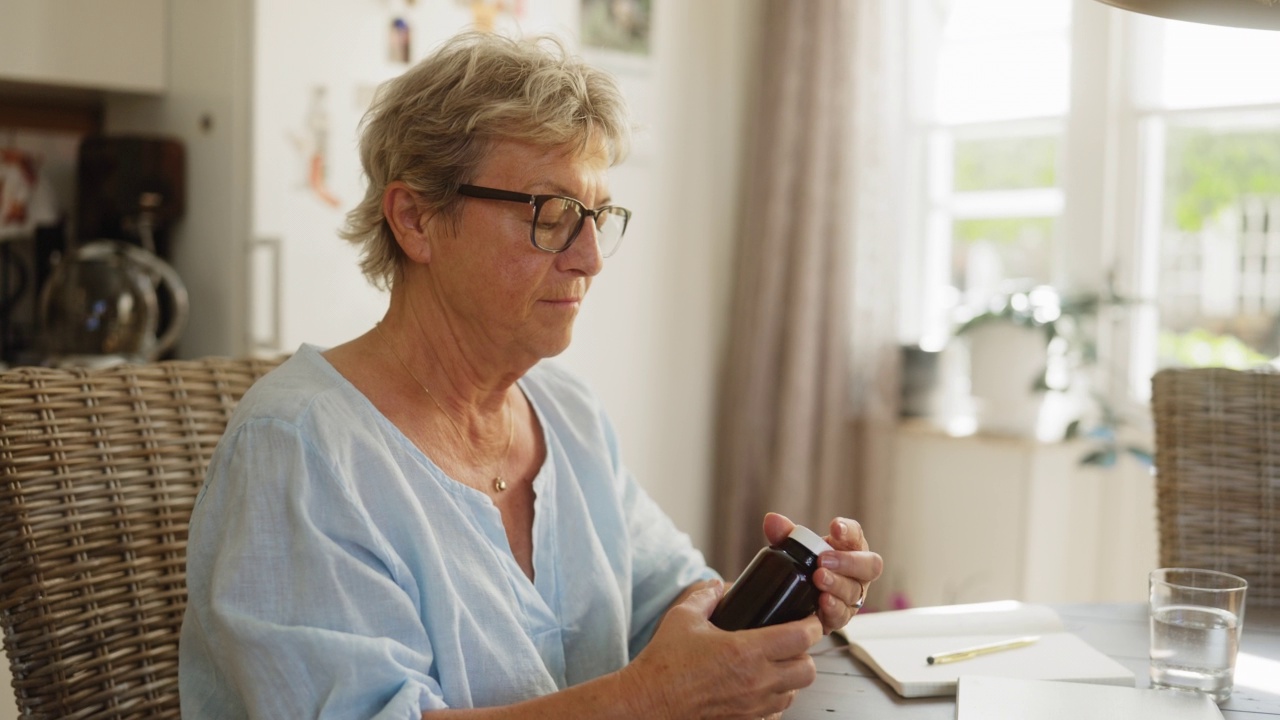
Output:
top-left (383, 181), bottom-right (432, 264)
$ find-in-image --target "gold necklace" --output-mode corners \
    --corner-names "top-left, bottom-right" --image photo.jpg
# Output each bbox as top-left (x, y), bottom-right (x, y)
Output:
top-left (374, 322), bottom-right (515, 493)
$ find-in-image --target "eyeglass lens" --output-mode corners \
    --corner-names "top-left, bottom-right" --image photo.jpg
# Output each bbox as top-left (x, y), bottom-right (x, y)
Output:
top-left (534, 198), bottom-right (629, 256)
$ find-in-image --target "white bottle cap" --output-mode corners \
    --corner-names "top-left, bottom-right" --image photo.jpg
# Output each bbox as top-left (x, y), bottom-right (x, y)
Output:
top-left (787, 525), bottom-right (834, 557)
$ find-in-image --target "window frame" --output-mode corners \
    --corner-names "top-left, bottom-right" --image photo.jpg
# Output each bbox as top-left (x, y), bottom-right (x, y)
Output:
top-left (904, 0), bottom-right (1280, 413)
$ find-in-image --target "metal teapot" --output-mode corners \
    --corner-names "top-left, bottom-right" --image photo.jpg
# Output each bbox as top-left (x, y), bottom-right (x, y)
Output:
top-left (39, 240), bottom-right (189, 367)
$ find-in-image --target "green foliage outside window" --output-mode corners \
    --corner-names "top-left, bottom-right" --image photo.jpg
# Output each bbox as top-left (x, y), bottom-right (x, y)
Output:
top-left (1165, 128), bottom-right (1280, 231)
top-left (1159, 328), bottom-right (1271, 369)
top-left (953, 135), bottom-right (1058, 192)
top-left (1159, 125), bottom-right (1280, 367)
top-left (954, 217), bottom-right (1055, 246)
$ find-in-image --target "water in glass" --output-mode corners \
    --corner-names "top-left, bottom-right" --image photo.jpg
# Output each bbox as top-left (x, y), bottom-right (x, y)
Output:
top-left (1149, 604), bottom-right (1240, 702)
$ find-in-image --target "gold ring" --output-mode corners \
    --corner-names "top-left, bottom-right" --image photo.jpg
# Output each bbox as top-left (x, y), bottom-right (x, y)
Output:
top-left (853, 580), bottom-right (867, 611)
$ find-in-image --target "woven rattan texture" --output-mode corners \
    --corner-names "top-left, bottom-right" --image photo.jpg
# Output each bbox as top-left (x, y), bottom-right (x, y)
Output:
top-left (0, 357), bottom-right (283, 719)
top-left (1152, 367), bottom-right (1280, 610)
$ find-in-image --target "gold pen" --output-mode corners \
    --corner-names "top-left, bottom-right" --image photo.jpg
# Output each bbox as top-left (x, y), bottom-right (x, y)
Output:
top-left (926, 635), bottom-right (1041, 665)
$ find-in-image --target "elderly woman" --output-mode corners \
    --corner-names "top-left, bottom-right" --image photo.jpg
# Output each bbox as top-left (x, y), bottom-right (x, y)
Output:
top-left (179, 31), bottom-right (882, 719)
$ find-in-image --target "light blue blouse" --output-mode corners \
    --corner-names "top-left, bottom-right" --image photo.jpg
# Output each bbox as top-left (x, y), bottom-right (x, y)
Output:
top-left (179, 345), bottom-right (716, 719)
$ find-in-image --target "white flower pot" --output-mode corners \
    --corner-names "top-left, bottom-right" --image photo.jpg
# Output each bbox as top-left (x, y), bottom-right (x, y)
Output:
top-left (966, 323), bottom-right (1049, 438)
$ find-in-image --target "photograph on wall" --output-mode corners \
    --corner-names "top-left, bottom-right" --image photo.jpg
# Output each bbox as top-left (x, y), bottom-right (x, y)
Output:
top-left (456, 0), bottom-right (525, 34)
top-left (581, 0), bottom-right (651, 56)
top-left (288, 86), bottom-right (340, 209)
top-left (388, 16), bottom-right (411, 64)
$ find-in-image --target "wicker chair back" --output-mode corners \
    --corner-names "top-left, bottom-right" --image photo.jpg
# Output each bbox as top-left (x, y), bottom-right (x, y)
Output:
top-left (1152, 367), bottom-right (1280, 609)
top-left (0, 357), bottom-right (283, 719)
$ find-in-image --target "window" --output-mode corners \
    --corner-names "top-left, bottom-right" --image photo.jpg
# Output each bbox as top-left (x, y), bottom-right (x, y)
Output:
top-left (1129, 19), bottom-right (1280, 390)
top-left (906, 0), bottom-right (1280, 403)
top-left (910, 0), bottom-right (1071, 348)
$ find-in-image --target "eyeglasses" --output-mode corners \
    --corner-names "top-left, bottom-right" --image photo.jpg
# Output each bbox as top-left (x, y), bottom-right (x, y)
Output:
top-left (456, 184), bottom-right (632, 258)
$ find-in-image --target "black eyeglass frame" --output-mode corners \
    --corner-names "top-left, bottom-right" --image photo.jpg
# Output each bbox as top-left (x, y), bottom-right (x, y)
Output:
top-left (456, 183), bottom-right (632, 256)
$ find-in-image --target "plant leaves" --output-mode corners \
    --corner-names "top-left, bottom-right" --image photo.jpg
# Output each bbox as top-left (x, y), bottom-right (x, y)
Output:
top-left (1125, 446), bottom-right (1155, 468)
top-left (1064, 419), bottom-right (1081, 439)
top-left (1080, 448), bottom-right (1118, 467)
top-left (1085, 425), bottom-right (1116, 442)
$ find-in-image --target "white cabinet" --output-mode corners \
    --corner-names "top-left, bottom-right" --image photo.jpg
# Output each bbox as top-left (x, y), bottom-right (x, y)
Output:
top-left (882, 422), bottom-right (1158, 608)
top-left (0, 0), bottom-right (166, 94)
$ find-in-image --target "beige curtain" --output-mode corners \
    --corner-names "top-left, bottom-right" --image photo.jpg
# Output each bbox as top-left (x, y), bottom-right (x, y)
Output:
top-left (711, 0), bottom-right (904, 582)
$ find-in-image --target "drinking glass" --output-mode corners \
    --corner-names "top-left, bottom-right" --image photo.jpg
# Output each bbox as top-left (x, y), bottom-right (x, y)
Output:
top-left (1148, 568), bottom-right (1248, 703)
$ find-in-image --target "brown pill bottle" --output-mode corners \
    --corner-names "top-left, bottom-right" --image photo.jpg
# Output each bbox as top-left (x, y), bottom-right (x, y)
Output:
top-left (710, 525), bottom-right (834, 631)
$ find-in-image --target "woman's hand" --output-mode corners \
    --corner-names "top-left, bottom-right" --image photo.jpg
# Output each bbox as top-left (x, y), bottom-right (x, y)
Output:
top-left (764, 513), bottom-right (883, 635)
top-left (619, 581), bottom-right (822, 719)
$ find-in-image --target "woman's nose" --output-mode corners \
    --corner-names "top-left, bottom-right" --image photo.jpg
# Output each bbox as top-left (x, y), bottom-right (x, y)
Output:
top-left (560, 219), bottom-right (604, 276)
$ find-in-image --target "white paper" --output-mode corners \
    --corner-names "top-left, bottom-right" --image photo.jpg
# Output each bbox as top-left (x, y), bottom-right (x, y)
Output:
top-left (957, 676), bottom-right (1224, 720)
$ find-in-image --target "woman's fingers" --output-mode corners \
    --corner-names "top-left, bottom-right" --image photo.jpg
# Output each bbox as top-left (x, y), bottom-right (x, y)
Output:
top-left (815, 519), bottom-right (883, 632)
top-left (755, 656), bottom-right (813, 717)
top-left (771, 652), bottom-right (818, 692)
top-left (630, 591), bottom-right (823, 718)
top-left (815, 551), bottom-right (882, 604)
top-left (745, 615), bottom-right (824, 662)
top-left (827, 517), bottom-right (869, 552)
top-left (762, 512), bottom-right (795, 546)
top-left (813, 554), bottom-right (881, 632)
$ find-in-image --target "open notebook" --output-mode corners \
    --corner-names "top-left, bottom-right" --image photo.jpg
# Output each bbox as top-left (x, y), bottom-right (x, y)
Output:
top-left (833, 601), bottom-right (1134, 698)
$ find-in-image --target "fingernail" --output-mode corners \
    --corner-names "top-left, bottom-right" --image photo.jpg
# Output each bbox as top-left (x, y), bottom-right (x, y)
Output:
top-left (836, 521), bottom-right (848, 539)
top-left (821, 554), bottom-right (839, 569)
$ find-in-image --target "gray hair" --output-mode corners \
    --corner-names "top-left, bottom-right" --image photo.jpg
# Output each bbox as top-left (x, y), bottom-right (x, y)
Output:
top-left (340, 31), bottom-right (632, 289)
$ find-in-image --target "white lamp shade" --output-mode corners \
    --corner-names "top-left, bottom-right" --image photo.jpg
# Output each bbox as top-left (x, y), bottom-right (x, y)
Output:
top-left (1093, 0), bottom-right (1280, 30)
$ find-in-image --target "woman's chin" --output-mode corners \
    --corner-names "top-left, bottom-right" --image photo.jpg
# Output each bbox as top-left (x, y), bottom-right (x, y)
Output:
top-left (541, 332), bottom-right (575, 359)
top-left (517, 325), bottom-right (577, 361)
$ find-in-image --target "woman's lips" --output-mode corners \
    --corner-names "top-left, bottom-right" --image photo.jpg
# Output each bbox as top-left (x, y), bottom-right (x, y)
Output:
top-left (541, 297), bottom-right (582, 308)
top-left (542, 284), bottom-right (585, 305)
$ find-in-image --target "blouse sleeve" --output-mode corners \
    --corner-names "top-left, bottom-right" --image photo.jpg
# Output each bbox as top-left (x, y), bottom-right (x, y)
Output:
top-left (181, 418), bottom-right (446, 719)
top-left (602, 414), bottom-right (721, 656)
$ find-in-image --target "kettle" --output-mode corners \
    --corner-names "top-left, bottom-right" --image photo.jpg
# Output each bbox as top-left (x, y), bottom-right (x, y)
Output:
top-left (39, 239), bottom-right (189, 367)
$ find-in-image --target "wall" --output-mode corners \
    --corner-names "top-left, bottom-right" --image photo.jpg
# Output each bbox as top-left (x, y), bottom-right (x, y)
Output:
top-left (561, 1), bottom-right (762, 553)
top-left (104, 0), bottom-right (764, 554)
top-left (883, 422), bottom-right (1159, 608)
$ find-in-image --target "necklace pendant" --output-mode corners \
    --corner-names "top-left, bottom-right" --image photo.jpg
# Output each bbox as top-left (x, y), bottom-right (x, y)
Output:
top-left (493, 478), bottom-right (507, 492)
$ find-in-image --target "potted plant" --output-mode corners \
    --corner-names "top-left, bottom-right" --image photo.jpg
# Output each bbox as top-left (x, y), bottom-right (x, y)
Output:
top-left (955, 283), bottom-right (1153, 468)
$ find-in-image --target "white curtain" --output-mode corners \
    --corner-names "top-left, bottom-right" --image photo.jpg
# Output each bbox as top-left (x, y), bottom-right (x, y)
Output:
top-left (711, 0), bottom-right (906, 591)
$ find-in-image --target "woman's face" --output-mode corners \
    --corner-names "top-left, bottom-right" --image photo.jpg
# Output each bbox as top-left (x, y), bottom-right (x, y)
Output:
top-left (425, 137), bottom-right (613, 365)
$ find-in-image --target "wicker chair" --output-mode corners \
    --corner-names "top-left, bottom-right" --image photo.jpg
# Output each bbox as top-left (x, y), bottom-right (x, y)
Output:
top-left (0, 357), bottom-right (283, 719)
top-left (1151, 367), bottom-right (1280, 610)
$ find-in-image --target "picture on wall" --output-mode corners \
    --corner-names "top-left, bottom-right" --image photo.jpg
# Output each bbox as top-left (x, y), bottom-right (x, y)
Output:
top-left (581, 0), bottom-right (651, 56)
top-left (456, 0), bottom-right (525, 33)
